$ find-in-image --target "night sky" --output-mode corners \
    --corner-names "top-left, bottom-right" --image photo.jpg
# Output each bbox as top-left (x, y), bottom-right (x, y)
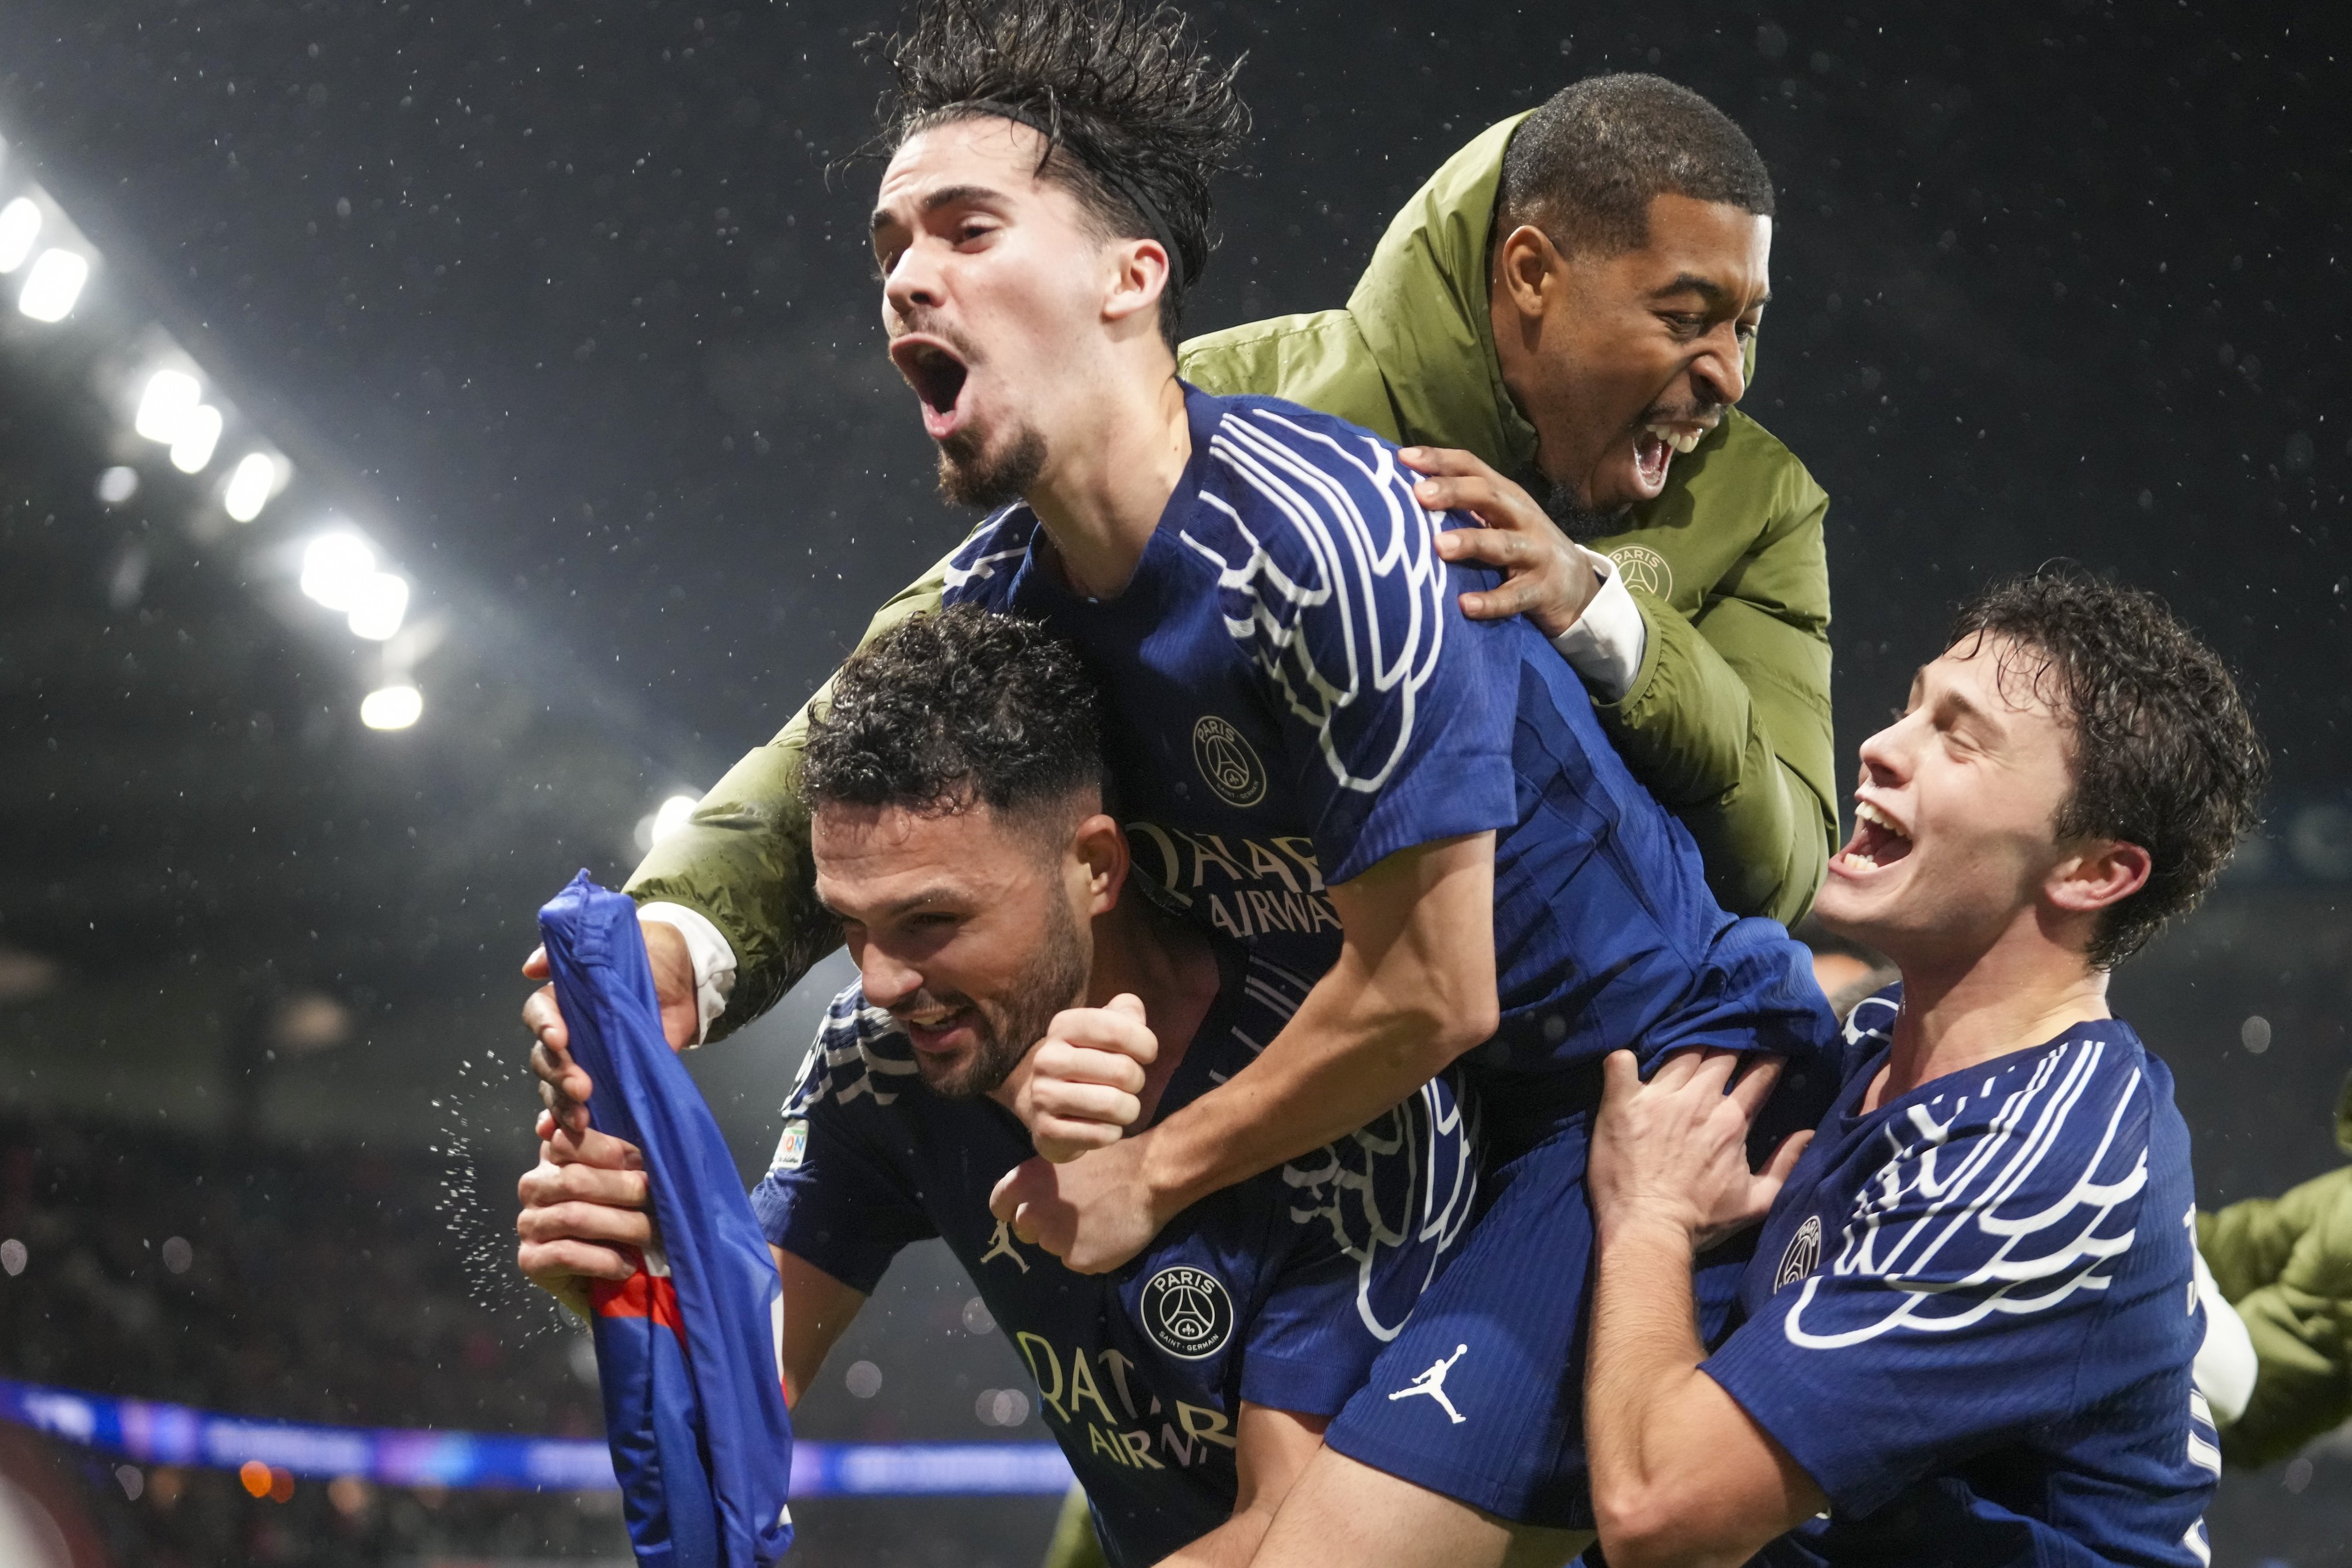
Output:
top-left (0, 0), bottom-right (2343, 797)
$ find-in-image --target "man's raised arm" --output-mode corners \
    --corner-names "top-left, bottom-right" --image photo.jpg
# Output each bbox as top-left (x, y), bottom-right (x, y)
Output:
top-left (993, 832), bottom-right (1496, 1273)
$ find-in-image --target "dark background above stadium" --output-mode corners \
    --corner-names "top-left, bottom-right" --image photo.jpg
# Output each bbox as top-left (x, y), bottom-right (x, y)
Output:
top-left (0, 1), bottom-right (2346, 1563)
top-left (0, 0), bottom-right (2345, 785)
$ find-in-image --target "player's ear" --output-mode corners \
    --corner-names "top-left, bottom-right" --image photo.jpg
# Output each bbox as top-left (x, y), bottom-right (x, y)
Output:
top-left (1100, 235), bottom-right (1171, 329)
top-left (1492, 223), bottom-right (1567, 322)
top-left (2045, 837), bottom-right (2150, 918)
top-left (1071, 809), bottom-right (1130, 914)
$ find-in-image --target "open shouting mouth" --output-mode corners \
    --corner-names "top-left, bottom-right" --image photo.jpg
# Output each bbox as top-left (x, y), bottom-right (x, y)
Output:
top-left (1631, 419), bottom-right (1709, 495)
top-left (890, 334), bottom-right (972, 441)
top-left (1837, 797), bottom-right (1914, 875)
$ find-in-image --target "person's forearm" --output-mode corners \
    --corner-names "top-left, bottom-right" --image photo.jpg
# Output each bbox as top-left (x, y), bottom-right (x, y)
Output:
top-left (1155, 1505), bottom-right (1278, 1568)
top-left (1141, 960), bottom-right (1482, 1214)
top-left (1586, 1215), bottom-right (1713, 1552)
top-left (1138, 836), bottom-right (1496, 1214)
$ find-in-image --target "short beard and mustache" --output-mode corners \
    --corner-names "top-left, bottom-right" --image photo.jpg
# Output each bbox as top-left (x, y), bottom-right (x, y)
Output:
top-left (937, 421), bottom-right (1048, 510)
top-left (899, 890), bottom-right (1090, 1099)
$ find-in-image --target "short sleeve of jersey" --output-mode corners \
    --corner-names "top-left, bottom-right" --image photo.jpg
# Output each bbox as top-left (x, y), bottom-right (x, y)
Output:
top-left (1236, 1073), bottom-right (1477, 1415)
top-left (1189, 402), bottom-right (1519, 885)
top-left (747, 991), bottom-right (937, 1295)
top-left (1702, 1035), bottom-right (2160, 1518)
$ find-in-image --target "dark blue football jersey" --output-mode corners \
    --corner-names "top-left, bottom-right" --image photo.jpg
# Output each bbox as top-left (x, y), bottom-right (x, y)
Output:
top-left (939, 387), bottom-right (1833, 1142)
top-left (751, 944), bottom-right (1477, 1568)
top-left (1704, 990), bottom-right (2218, 1566)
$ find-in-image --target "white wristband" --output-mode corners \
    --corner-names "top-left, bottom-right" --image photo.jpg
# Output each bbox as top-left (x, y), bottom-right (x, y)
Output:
top-left (1550, 546), bottom-right (1649, 704)
top-left (635, 902), bottom-right (739, 1047)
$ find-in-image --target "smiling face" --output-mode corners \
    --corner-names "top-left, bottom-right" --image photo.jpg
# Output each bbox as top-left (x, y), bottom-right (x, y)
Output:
top-left (812, 794), bottom-right (1110, 1098)
top-left (873, 115), bottom-right (1163, 508)
top-left (1814, 635), bottom-right (2103, 972)
top-left (1490, 193), bottom-right (1770, 519)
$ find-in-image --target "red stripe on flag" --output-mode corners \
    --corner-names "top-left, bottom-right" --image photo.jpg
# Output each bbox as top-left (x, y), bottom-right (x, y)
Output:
top-left (590, 1270), bottom-right (685, 1331)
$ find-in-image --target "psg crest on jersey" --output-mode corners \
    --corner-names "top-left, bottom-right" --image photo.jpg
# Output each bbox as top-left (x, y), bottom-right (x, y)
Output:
top-left (1141, 1265), bottom-right (1235, 1359)
top-left (1191, 715), bottom-right (1268, 809)
top-left (1774, 1214), bottom-right (1824, 1292)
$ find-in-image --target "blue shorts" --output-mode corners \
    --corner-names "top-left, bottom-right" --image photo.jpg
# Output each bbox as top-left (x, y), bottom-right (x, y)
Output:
top-left (1322, 1117), bottom-right (1765, 1528)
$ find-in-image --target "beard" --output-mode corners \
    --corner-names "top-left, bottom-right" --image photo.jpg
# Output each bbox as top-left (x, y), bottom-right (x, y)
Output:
top-left (906, 892), bottom-right (1090, 1099)
top-left (1538, 474), bottom-right (1628, 543)
top-left (937, 422), bottom-right (1049, 511)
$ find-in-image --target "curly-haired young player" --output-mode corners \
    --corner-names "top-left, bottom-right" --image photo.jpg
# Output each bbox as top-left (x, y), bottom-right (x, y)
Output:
top-left (1585, 572), bottom-right (2266, 1566)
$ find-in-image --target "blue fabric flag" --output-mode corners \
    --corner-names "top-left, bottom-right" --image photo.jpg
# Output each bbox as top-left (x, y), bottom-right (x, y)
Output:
top-left (539, 871), bottom-right (795, 1566)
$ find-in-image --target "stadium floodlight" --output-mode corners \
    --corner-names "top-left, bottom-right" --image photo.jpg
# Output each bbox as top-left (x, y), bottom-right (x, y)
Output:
top-left (298, 531), bottom-right (377, 611)
top-left (17, 248), bottom-right (87, 321)
top-left (346, 571), bottom-right (410, 640)
top-left (134, 369), bottom-right (202, 442)
top-left (0, 198), bottom-right (38, 272)
top-left (650, 793), bottom-right (701, 845)
top-left (223, 452), bottom-right (281, 522)
top-left (169, 404), bottom-right (223, 473)
top-left (359, 684), bottom-right (423, 731)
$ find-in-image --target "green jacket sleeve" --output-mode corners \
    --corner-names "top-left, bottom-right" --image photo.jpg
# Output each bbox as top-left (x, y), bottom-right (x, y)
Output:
top-left (1594, 486), bottom-right (1838, 927)
top-left (621, 547), bottom-right (955, 1040)
top-left (2199, 1074), bottom-right (2352, 1466)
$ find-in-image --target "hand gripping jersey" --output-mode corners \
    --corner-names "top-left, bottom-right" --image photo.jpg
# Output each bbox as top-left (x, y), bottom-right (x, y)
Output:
top-left (750, 944), bottom-right (1476, 1568)
top-left (539, 874), bottom-right (795, 1568)
top-left (1704, 990), bottom-right (2218, 1566)
top-left (939, 386), bottom-right (1833, 1148)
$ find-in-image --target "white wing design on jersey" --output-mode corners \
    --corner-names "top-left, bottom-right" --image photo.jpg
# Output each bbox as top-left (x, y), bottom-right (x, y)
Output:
top-left (781, 989), bottom-right (920, 1117)
top-left (1785, 1037), bottom-right (2148, 1348)
top-left (1281, 1076), bottom-right (1478, 1341)
top-left (1182, 408), bottom-right (1448, 794)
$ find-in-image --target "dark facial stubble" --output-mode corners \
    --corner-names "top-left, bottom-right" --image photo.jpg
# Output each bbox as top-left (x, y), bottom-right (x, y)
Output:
top-left (938, 422), bottom-right (1049, 510)
top-left (913, 881), bottom-right (1089, 1099)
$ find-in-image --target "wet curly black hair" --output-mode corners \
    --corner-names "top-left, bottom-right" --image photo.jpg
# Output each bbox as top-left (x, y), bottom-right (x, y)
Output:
top-left (867, 0), bottom-right (1249, 345)
top-left (802, 604), bottom-right (1106, 827)
top-left (1949, 570), bottom-right (2268, 968)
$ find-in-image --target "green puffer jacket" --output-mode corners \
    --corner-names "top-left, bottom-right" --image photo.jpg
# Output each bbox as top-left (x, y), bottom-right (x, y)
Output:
top-left (2199, 1072), bottom-right (2352, 1466)
top-left (626, 114), bottom-right (1839, 1038)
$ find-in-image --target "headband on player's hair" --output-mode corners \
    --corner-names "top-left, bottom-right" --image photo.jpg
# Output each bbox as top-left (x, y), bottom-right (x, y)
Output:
top-left (960, 98), bottom-right (1188, 295)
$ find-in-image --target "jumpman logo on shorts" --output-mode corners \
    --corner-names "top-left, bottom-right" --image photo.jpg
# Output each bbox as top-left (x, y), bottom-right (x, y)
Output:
top-left (1387, 1343), bottom-right (1469, 1424)
top-left (980, 1218), bottom-right (1029, 1274)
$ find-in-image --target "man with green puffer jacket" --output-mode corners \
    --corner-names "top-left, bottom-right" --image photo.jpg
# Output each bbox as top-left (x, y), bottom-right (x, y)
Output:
top-left (589, 75), bottom-right (1838, 1057)
top-left (2200, 1070), bottom-right (2352, 1467)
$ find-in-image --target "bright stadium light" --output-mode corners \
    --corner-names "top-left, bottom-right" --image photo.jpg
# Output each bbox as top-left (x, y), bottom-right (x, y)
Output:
top-left (299, 531), bottom-right (377, 611)
top-left (0, 198), bottom-right (38, 272)
top-left (360, 684), bottom-right (423, 731)
top-left (17, 248), bottom-right (87, 321)
top-left (223, 452), bottom-right (281, 522)
top-left (169, 404), bottom-right (223, 473)
top-left (345, 572), bottom-right (410, 640)
top-left (134, 369), bottom-right (202, 442)
top-left (650, 793), bottom-right (701, 845)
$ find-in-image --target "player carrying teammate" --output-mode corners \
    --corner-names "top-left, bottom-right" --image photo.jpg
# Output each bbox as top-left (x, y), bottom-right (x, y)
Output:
top-left (519, 607), bottom-right (1474, 1567)
top-left (1584, 572), bottom-right (2266, 1565)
